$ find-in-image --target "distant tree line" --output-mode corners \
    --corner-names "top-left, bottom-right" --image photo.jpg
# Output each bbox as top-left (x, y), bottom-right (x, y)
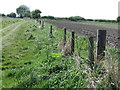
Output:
top-left (93, 19), bottom-right (117, 23)
top-left (0, 5), bottom-right (42, 20)
top-left (41, 16), bottom-right (117, 23)
top-left (0, 5), bottom-right (119, 23)
top-left (42, 16), bottom-right (55, 19)
top-left (68, 16), bottom-right (85, 21)
top-left (41, 16), bottom-right (85, 21)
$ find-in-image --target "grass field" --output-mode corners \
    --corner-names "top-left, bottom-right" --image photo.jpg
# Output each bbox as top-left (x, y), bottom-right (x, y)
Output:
top-left (79, 21), bottom-right (118, 28)
top-left (0, 18), bottom-right (119, 88)
top-left (0, 17), bottom-right (22, 29)
top-left (48, 19), bottom-right (118, 28)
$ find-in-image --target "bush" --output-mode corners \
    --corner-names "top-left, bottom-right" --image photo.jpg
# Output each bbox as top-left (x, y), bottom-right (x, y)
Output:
top-left (42, 16), bottom-right (55, 19)
top-left (94, 19), bottom-right (117, 23)
top-left (1, 14), bottom-right (6, 17)
top-left (7, 12), bottom-right (16, 18)
top-left (86, 19), bottom-right (94, 21)
top-left (117, 16), bottom-right (120, 23)
top-left (68, 16), bottom-right (85, 21)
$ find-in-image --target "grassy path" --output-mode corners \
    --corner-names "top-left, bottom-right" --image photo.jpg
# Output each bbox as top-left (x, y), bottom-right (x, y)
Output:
top-left (0, 20), bottom-right (27, 51)
top-left (0, 20), bottom-right (23, 32)
top-left (2, 21), bottom-right (25, 38)
top-left (0, 17), bottom-right (21, 29)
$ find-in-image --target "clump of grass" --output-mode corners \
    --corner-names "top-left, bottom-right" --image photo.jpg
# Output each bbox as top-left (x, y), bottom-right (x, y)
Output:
top-left (95, 47), bottom-right (119, 88)
top-left (63, 42), bottom-right (71, 56)
top-left (84, 47), bottom-right (119, 88)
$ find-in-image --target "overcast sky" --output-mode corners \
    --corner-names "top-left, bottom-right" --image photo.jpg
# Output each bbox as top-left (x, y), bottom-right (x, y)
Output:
top-left (0, 0), bottom-right (119, 19)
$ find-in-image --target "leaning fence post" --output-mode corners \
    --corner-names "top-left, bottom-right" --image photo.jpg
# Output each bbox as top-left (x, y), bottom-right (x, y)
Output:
top-left (96, 30), bottom-right (106, 60)
top-left (64, 28), bottom-right (67, 45)
top-left (71, 31), bottom-right (75, 55)
top-left (50, 25), bottom-right (53, 38)
top-left (88, 37), bottom-right (94, 67)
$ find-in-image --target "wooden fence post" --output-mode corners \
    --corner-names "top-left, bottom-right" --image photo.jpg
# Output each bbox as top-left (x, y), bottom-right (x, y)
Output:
top-left (64, 28), bottom-right (67, 45)
top-left (40, 20), bottom-right (41, 25)
top-left (50, 25), bottom-right (53, 37)
top-left (42, 21), bottom-right (44, 28)
top-left (88, 37), bottom-right (94, 67)
top-left (96, 30), bottom-right (106, 60)
top-left (71, 31), bottom-right (75, 55)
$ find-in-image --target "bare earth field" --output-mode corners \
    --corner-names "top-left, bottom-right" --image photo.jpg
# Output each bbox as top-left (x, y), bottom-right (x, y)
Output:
top-left (46, 20), bottom-right (119, 48)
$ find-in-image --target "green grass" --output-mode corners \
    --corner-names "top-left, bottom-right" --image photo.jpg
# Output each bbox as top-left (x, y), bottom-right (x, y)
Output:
top-left (78, 21), bottom-right (118, 28)
top-left (1, 19), bottom-right (88, 88)
top-left (48, 19), bottom-right (118, 28)
top-left (0, 17), bottom-right (21, 29)
top-left (1, 18), bottom-right (119, 88)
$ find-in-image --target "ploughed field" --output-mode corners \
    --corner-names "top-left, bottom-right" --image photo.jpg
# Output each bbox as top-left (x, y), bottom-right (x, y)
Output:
top-left (46, 20), bottom-right (118, 48)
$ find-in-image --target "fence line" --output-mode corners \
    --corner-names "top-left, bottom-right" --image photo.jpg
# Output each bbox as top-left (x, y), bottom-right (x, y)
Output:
top-left (41, 21), bottom-right (107, 68)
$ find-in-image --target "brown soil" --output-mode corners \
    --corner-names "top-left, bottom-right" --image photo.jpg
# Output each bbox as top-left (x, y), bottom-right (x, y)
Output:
top-left (46, 20), bottom-right (119, 48)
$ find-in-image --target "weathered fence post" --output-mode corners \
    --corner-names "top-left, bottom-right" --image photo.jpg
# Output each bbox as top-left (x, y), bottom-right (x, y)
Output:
top-left (40, 20), bottom-right (41, 25)
top-left (37, 19), bottom-right (38, 22)
top-left (75, 34), bottom-right (78, 49)
top-left (88, 37), bottom-right (94, 67)
top-left (96, 30), bottom-right (106, 60)
top-left (41, 21), bottom-right (44, 28)
top-left (50, 25), bottom-right (53, 37)
top-left (64, 28), bottom-right (67, 45)
top-left (71, 31), bottom-right (75, 55)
